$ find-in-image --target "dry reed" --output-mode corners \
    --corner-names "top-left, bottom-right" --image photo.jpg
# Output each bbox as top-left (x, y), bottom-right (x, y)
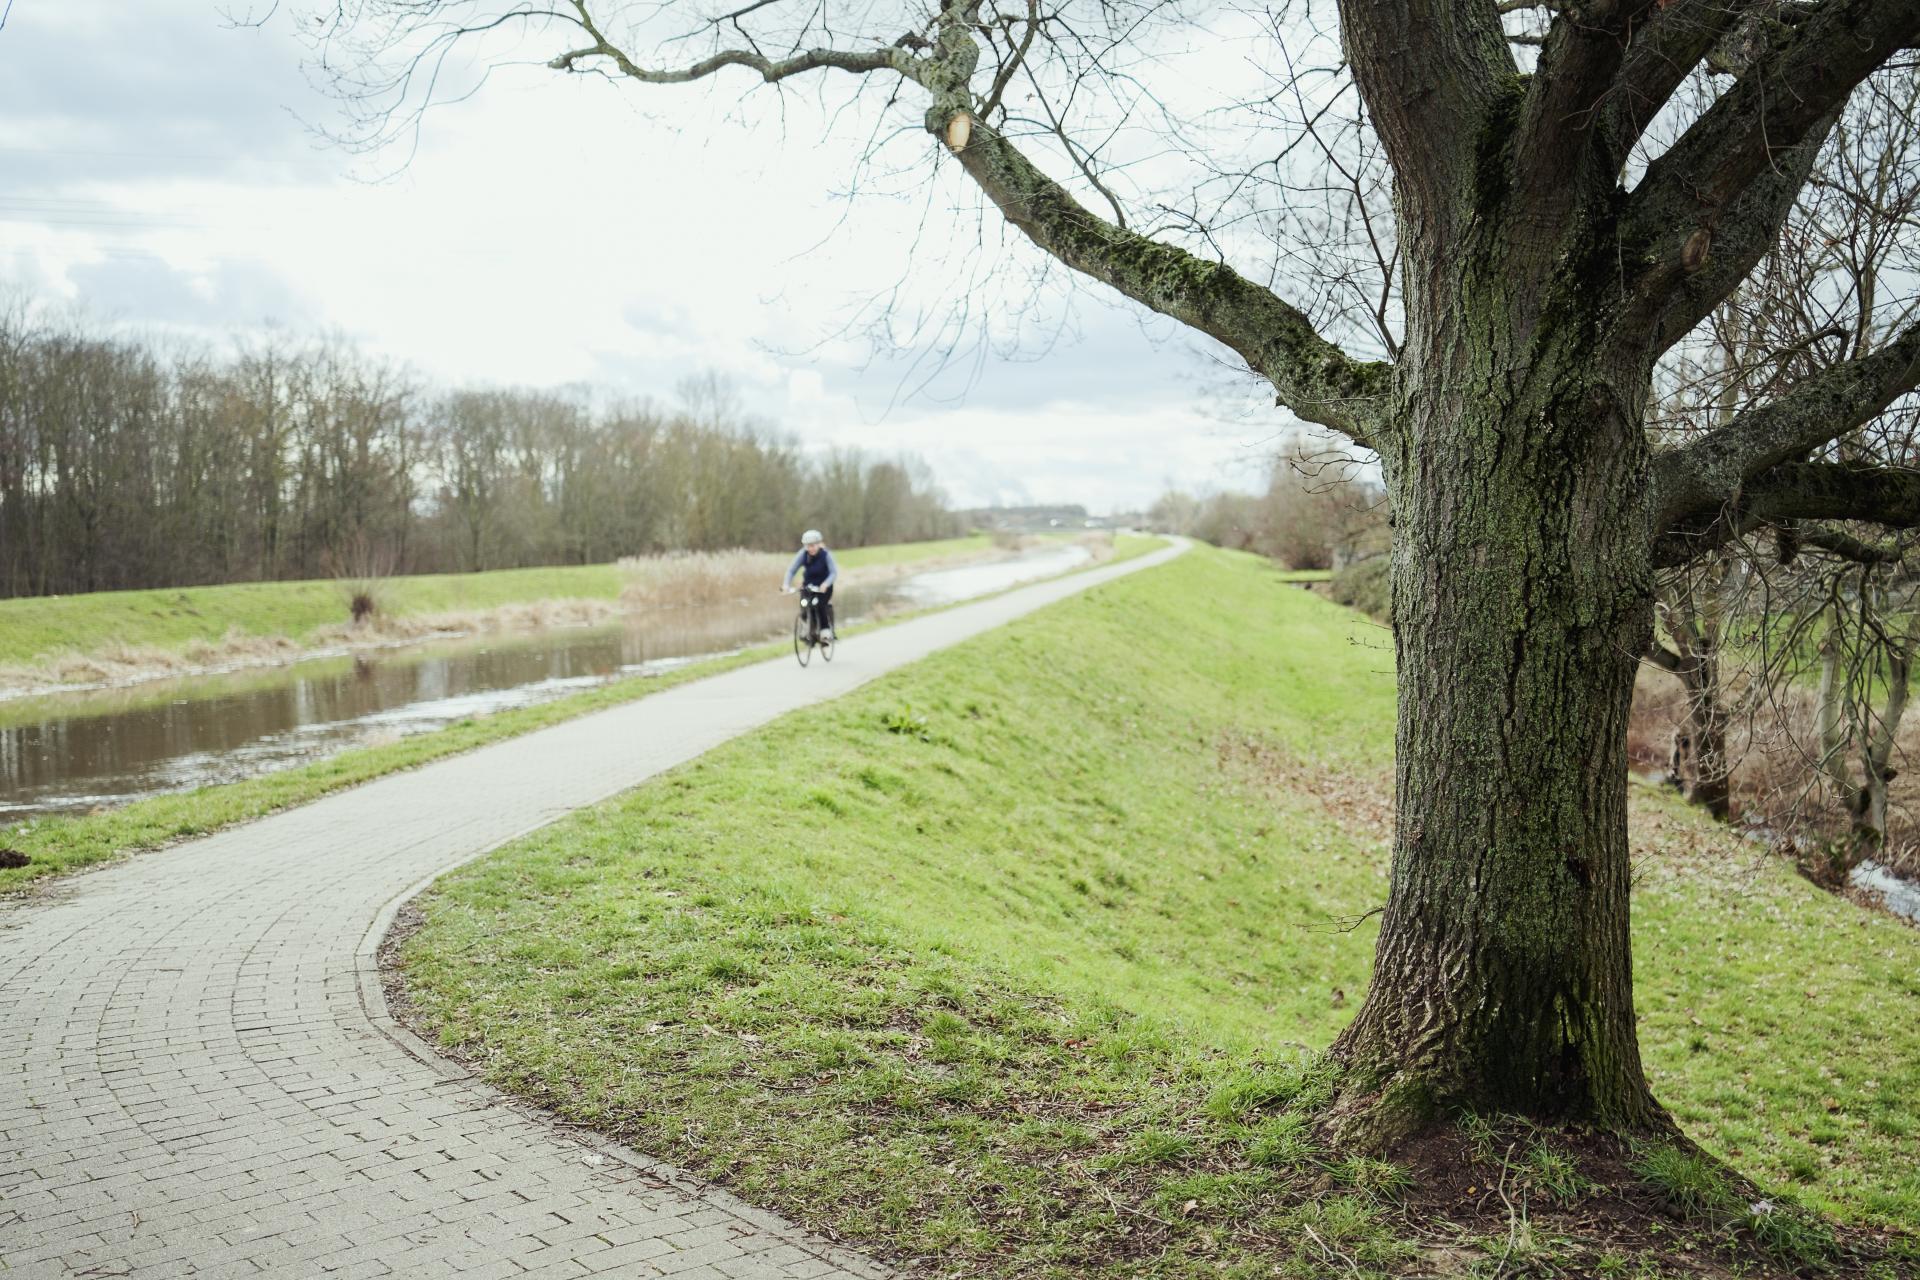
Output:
top-left (617, 549), bottom-right (791, 612)
top-left (614, 537), bottom-right (1057, 611)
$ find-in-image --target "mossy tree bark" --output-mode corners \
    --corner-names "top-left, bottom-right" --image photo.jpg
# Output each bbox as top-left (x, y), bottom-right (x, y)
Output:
top-left (1329, 264), bottom-right (1666, 1133)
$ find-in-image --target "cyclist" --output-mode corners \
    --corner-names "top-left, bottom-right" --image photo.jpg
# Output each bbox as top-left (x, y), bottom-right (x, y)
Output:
top-left (781, 529), bottom-right (839, 641)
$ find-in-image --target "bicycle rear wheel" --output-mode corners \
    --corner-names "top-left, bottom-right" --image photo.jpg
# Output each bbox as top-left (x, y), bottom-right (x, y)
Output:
top-left (793, 609), bottom-right (812, 667)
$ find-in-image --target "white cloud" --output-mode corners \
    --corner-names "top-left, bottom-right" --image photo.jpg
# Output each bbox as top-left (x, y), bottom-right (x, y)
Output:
top-left (0, 2), bottom-right (1303, 513)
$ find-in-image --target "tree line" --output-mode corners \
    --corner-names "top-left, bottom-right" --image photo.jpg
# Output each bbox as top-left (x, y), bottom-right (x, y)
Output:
top-left (0, 307), bottom-right (959, 599)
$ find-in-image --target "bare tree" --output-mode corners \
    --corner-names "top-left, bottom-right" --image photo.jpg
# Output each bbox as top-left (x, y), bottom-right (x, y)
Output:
top-left (1811, 563), bottom-right (1920, 879)
top-left (1647, 555), bottom-right (1745, 820)
top-left (1640, 68), bottom-right (1920, 841)
top-left (0, 305), bottom-right (960, 595)
top-left (302, 0), bottom-right (1920, 1144)
top-left (1260, 442), bottom-right (1385, 570)
top-left (1152, 445), bottom-right (1385, 569)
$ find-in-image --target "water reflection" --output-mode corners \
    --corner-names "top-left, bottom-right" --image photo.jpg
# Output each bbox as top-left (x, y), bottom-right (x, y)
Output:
top-left (1, 546), bottom-right (1094, 819)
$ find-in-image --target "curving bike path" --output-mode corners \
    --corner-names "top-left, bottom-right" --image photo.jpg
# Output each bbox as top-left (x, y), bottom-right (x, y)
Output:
top-left (0, 540), bottom-right (1184, 1279)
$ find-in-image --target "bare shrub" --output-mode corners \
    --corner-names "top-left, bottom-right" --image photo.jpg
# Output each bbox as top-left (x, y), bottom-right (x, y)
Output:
top-left (324, 535), bottom-right (398, 627)
top-left (1154, 446), bottom-right (1387, 572)
top-left (1329, 556), bottom-right (1390, 621)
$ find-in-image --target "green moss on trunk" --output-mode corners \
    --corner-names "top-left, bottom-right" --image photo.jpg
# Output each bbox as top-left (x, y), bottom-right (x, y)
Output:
top-left (1332, 264), bottom-right (1665, 1136)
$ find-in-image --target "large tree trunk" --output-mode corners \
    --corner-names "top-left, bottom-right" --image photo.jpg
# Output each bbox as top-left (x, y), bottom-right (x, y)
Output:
top-left (1329, 270), bottom-right (1665, 1137)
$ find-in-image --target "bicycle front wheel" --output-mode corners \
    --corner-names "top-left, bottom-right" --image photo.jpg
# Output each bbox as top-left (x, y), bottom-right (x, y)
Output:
top-left (794, 609), bottom-right (812, 667)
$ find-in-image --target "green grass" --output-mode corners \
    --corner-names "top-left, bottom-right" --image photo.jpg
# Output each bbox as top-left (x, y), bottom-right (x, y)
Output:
top-left (1633, 1144), bottom-right (1738, 1218)
top-left (1086, 531), bottom-right (1164, 568)
top-left (1632, 790), bottom-right (1920, 1225)
top-left (0, 535), bottom-right (995, 672)
top-left (838, 533), bottom-right (994, 568)
top-left (1, 533), bottom-right (1164, 894)
top-left (393, 544), bottom-right (1920, 1275)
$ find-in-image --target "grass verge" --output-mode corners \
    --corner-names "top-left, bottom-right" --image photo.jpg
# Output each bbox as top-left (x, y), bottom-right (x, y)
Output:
top-left (394, 544), bottom-right (1920, 1276)
top-left (0, 534), bottom-right (1165, 895)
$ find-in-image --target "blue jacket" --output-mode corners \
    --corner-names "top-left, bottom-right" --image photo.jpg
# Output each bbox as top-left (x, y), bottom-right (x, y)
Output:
top-left (784, 546), bottom-right (837, 590)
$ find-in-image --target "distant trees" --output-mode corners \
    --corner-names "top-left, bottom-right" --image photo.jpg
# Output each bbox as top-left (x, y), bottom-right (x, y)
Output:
top-left (0, 306), bottom-right (958, 598)
top-left (1151, 447), bottom-right (1385, 571)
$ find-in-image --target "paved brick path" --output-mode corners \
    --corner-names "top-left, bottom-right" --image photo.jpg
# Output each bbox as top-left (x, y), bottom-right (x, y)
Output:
top-left (0, 543), bottom-right (1182, 1279)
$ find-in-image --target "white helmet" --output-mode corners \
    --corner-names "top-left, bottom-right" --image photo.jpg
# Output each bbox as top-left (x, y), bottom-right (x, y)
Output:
top-left (801, 529), bottom-right (823, 546)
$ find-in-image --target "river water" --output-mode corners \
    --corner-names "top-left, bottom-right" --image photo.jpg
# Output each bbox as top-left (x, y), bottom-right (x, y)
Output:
top-left (1851, 859), bottom-right (1920, 925)
top-left (1735, 818), bottom-right (1920, 927)
top-left (0, 545), bottom-right (1092, 821)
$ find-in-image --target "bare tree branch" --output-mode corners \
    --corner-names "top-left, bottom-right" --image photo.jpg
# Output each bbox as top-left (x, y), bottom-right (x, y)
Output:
top-left (1598, 0), bottom-right (1757, 169)
top-left (1614, 0), bottom-right (1920, 346)
top-left (549, 0), bottom-right (920, 86)
top-left (1655, 461), bottom-right (1920, 565)
top-left (1795, 522), bottom-right (1904, 563)
top-left (1652, 319), bottom-right (1920, 533)
top-left (1512, 0), bottom-right (1666, 212)
top-left (1752, 462), bottom-right (1920, 526)
top-left (1645, 641), bottom-right (1685, 673)
top-left (979, 0), bottom-right (1039, 122)
top-left (947, 115), bottom-right (1393, 443)
top-left (539, 0), bottom-right (1393, 444)
top-left (1338, 0), bottom-right (1516, 218)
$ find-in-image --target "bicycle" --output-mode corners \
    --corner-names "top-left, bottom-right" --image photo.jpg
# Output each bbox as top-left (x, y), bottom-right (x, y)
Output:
top-left (791, 585), bottom-right (835, 667)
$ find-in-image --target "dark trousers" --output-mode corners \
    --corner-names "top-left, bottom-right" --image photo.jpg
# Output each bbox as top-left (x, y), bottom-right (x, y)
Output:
top-left (804, 585), bottom-right (834, 637)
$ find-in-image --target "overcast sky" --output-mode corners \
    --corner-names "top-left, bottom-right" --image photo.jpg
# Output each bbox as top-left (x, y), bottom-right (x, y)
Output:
top-left (0, 2), bottom-right (1302, 513)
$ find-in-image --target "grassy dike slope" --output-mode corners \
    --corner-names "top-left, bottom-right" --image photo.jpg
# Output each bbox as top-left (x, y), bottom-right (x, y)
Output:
top-left (396, 546), bottom-right (1920, 1277)
top-left (0, 536), bottom-right (993, 672)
